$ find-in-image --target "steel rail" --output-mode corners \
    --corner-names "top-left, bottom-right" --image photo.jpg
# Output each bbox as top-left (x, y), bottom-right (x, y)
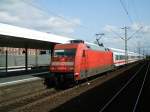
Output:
top-left (99, 63), bottom-right (146, 112)
top-left (133, 62), bottom-right (150, 112)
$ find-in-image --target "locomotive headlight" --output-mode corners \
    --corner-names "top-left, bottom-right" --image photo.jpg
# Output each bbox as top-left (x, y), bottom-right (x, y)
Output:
top-left (75, 72), bottom-right (79, 77)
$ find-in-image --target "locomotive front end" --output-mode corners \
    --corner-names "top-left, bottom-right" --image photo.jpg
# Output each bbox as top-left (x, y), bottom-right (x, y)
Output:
top-left (50, 45), bottom-right (78, 86)
top-left (50, 49), bottom-right (76, 73)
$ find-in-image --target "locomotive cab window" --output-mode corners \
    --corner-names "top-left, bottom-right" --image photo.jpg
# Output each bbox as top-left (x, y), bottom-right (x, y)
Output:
top-left (54, 49), bottom-right (76, 57)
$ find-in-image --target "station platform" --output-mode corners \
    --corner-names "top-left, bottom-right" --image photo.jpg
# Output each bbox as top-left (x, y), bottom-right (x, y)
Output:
top-left (0, 71), bottom-right (49, 87)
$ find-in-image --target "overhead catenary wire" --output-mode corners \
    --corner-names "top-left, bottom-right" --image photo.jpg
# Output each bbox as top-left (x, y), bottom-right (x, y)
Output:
top-left (119, 0), bottom-right (146, 55)
top-left (127, 26), bottom-right (143, 40)
top-left (131, 0), bottom-right (141, 23)
top-left (108, 28), bottom-right (124, 40)
top-left (109, 26), bottom-right (143, 41)
top-left (108, 25), bottom-right (143, 61)
top-left (119, 0), bottom-right (134, 24)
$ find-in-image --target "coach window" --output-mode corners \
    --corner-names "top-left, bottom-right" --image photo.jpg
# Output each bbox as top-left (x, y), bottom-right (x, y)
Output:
top-left (120, 55), bottom-right (123, 60)
top-left (115, 55), bottom-right (117, 60)
top-left (115, 55), bottom-right (119, 60)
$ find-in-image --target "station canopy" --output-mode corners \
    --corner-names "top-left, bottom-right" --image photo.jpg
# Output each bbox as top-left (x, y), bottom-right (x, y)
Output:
top-left (0, 23), bottom-right (73, 49)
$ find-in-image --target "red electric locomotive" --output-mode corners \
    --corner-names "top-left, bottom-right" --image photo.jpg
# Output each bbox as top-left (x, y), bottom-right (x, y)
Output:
top-left (50, 40), bottom-right (114, 85)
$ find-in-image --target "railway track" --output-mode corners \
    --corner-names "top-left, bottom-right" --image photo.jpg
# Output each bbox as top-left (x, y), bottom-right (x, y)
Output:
top-left (0, 87), bottom-right (60, 112)
top-left (98, 61), bottom-right (150, 112)
top-left (0, 61), bottom-right (140, 112)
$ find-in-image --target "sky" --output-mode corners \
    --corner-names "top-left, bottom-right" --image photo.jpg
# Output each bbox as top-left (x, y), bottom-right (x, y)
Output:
top-left (0, 0), bottom-right (150, 54)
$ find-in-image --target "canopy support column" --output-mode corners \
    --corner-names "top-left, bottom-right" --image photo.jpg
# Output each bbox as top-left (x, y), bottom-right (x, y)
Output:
top-left (35, 49), bottom-right (38, 67)
top-left (25, 47), bottom-right (28, 71)
top-left (5, 50), bottom-right (8, 72)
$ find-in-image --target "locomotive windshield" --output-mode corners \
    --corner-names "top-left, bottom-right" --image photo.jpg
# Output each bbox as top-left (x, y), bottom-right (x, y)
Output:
top-left (54, 49), bottom-right (76, 57)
